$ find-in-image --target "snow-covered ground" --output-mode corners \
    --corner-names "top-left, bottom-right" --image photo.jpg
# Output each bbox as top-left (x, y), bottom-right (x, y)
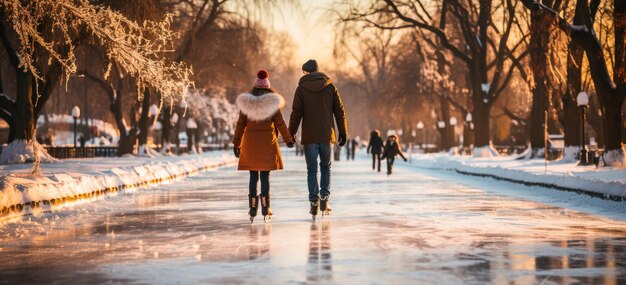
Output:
top-left (0, 151), bottom-right (236, 222)
top-left (407, 152), bottom-right (626, 201)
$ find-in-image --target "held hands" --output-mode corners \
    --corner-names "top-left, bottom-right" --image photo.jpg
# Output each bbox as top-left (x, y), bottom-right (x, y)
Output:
top-left (338, 133), bottom-right (347, 147)
top-left (287, 138), bottom-right (295, 148)
top-left (233, 147), bottom-right (241, 158)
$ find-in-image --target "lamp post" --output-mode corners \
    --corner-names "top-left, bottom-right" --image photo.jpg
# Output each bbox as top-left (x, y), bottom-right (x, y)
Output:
top-left (450, 117), bottom-right (457, 147)
top-left (71, 105), bottom-right (80, 148)
top-left (170, 113), bottom-right (179, 127)
top-left (437, 120), bottom-right (445, 151)
top-left (577, 92), bottom-right (590, 165)
top-left (186, 118), bottom-right (198, 153)
top-left (417, 121), bottom-right (424, 148)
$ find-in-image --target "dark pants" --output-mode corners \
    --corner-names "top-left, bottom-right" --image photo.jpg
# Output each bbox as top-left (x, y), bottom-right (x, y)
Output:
top-left (249, 171), bottom-right (270, 196)
top-left (304, 144), bottom-right (332, 201)
top-left (386, 157), bottom-right (395, 175)
top-left (372, 153), bottom-right (381, 172)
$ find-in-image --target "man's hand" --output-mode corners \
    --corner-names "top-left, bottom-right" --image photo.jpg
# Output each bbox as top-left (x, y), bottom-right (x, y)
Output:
top-left (338, 133), bottom-right (347, 146)
top-left (403, 157), bottom-right (408, 162)
top-left (233, 147), bottom-right (240, 158)
top-left (287, 140), bottom-right (295, 148)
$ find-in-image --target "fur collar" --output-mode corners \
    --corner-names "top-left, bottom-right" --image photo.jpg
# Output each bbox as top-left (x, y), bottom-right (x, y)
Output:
top-left (236, 92), bottom-right (285, 121)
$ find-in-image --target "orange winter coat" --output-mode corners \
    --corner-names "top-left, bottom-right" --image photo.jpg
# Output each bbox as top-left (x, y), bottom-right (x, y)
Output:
top-left (233, 92), bottom-right (293, 171)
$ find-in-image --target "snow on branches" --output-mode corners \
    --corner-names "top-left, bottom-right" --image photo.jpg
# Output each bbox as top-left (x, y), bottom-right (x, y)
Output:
top-left (0, 0), bottom-right (193, 102)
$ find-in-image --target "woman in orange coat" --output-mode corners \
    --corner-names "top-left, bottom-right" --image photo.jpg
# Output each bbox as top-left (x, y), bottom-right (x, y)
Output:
top-left (233, 69), bottom-right (294, 223)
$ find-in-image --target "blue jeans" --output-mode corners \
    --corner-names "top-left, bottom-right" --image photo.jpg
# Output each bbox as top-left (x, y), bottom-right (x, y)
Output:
top-left (303, 144), bottom-right (332, 201)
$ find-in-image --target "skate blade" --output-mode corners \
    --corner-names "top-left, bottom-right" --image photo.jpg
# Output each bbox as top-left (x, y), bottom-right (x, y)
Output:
top-left (312, 215), bottom-right (317, 222)
top-left (250, 217), bottom-right (254, 224)
top-left (264, 216), bottom-right (272, 223)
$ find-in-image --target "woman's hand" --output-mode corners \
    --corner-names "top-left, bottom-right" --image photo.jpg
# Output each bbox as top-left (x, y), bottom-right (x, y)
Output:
top-left (286, 138), bottom-right (295, 148)
top-left (233, 147), bottom-right (241, 158)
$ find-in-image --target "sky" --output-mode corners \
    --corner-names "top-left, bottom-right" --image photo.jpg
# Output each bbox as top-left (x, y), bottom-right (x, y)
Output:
top-left (271, 0), bottom-right (336, 68)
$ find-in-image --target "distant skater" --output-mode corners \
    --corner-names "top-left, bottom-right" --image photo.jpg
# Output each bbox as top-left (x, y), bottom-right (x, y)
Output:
top-left (349, 138), bottom-right (357, 160)
top-left (381, 134), bottom-right (407, 175)
top-left (367, 130), bottom-right (384, 172)
top-left (233, 69), bottom-right (295, 223)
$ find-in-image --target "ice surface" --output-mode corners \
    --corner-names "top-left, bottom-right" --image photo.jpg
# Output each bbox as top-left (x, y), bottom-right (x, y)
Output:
top-left (0, 152), bottom-right (624, 284)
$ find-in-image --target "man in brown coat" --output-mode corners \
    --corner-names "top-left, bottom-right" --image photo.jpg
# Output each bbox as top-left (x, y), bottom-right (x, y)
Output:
top-left (289, 59), bottom-right (348, 220)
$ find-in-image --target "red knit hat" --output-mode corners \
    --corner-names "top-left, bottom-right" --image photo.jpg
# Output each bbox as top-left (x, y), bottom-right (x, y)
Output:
top-left (254, 69), bottom-right (271, 89)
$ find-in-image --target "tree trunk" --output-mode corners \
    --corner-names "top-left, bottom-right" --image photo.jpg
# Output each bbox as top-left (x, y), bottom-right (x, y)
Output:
top-left (563, 16), bottom-right (584, 149)
top-left (137, 89), bottom-right (151, 146)
top-left (111, 88), bottom-right (135, 157)
top-left (528, 8), bottom-right (552, 157)
top-left (161, 106), bottom-right (172, 151)
top-left (587, 97), bottom-right (605, 147)
top-left (14, 71), bottom-right (35, 141)
top-left (438, 95), bottom-right (452, 151)
top-left (603, 95), bottom-right (624, 151)
top-left (472, 98), bottom-right (491, 148)
top-left (562, 92), bottom-right (581, 146)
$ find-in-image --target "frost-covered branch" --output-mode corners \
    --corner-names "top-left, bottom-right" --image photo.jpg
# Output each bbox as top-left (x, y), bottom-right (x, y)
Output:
top-left (0, 0), bottom-right (194, 102)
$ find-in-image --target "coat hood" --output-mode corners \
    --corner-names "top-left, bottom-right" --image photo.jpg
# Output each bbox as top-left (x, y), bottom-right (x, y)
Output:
top-left (236, 92), bottom-right (285, 121)
top-left (298, 72), bottom-right (332, 92)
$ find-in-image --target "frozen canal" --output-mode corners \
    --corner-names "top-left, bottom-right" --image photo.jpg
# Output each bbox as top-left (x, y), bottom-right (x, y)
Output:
top-left (1, 153), bottom-right (625, 284)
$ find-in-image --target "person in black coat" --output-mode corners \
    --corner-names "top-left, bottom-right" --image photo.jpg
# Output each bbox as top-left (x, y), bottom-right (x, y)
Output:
top-left (381, 134), bottom-right (407, 175)
top-left (367, 130), bottom-right (384, 172)
top-left (349, 138), bottom-right (357, 160)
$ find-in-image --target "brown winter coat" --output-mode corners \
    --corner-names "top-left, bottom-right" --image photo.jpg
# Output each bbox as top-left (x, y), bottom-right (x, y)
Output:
top-left (288, 72), bottom-right (348, 144)
top-left (233, 92), bottom-right (293, 171)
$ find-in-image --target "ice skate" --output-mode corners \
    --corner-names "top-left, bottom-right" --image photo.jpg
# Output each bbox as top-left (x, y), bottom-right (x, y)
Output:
top-left (260, 195), bottom-right (272, 223)
top-left (310, 199), bottom-right (319, 222)
top-left (320, 196), bottom-right (331, 217)
top-left (248, 195), bottom-right (258, 224)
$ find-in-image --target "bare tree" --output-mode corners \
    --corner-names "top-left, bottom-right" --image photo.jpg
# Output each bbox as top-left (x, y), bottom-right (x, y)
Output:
top-left (0, 0), bottom-right (193, 164)
top-left (342, 0), bottom-right (528, 156)
top-left (522, 0), bottom-right (626, 166)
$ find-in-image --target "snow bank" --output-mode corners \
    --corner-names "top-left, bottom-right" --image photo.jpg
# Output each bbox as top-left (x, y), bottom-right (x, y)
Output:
top-left (473, 144), bottom-right (499, 157)
top-left (0, 152), bottom-right (236, 220)
top-left (0, 140), bottom-right (56, 164)
top-left (409, 153), bottom-right (626, 201)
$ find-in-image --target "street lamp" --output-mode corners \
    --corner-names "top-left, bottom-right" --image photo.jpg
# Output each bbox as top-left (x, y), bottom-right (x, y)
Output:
top-left (71, 105), bottom-right (80, 148)
top-left (465, 113), bottom-right (472, 123)
top-left (149, 104), bottom-right (159, 131)
top-left (417, 121), bottom-right (424, 148)
top-left (72, 106), bottom-right (80, 148)
top-left (186, 118), bottom-right (198, 153)
top-left (170, 113), bottom-right (179, 126)
top-left (449, 117), bottom-right (458, 147)
top-left (577, 92), bottom-right (590, 165)
top-left (465, 112), bottom-right (474, 130)
top-left (149, 104), bottom-right (159, 117)
top-left (437, 121), bottom-right (446, 151)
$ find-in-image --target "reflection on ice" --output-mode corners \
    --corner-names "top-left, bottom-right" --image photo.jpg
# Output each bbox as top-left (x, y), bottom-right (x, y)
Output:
top-left (247, 224), bottom-right (271, 261)
top-left (307, 221), bottom-right (333, 283)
